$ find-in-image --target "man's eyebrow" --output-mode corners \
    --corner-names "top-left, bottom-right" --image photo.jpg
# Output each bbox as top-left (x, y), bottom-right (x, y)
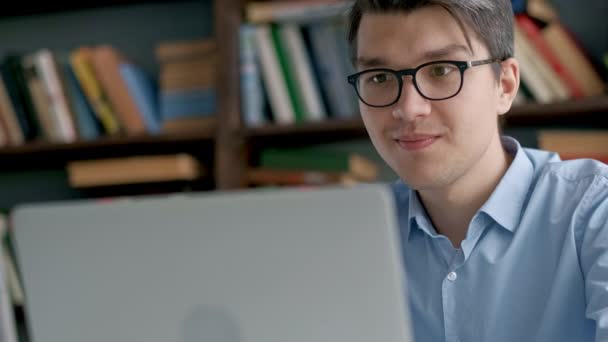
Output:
top-left (355, 44), bottom-right (473, 69)
top-left (420, 44), bottom-right (473, 61)
top-left (355, 57), bottom-right (389, 69)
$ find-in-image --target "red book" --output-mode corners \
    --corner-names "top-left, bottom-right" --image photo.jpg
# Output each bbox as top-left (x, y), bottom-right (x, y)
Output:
top-left (515, 14), bottom-right (585, 99)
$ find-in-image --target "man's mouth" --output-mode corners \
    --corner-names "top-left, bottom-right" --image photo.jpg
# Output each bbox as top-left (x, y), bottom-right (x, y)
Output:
top-left (394, 134), bottom-right (440, 151)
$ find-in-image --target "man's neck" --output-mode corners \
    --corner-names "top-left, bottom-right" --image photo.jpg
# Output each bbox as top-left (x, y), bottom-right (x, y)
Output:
top-left (418, 135), bottom-right (513, 249)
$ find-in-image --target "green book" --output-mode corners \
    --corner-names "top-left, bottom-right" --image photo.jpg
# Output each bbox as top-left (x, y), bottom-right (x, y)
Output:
top-left (260, 147), bottom-right (378, 181)
top-left (270, 24), bottom-right (306, 123)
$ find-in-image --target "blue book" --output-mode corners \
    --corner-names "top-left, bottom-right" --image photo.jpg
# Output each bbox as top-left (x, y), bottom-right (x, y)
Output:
top-left (120, 63), bottom-right (161, 134)
top-left (305, 20), bottom-right (356, 119)
top-left (512, 0), bottom-right (527, 14)
top-left (160, 88), bottom-right (216, 121)
top-left (63, 62), bottom-right (102, 141)
top-left (240, 24), bottom-right (268, 127)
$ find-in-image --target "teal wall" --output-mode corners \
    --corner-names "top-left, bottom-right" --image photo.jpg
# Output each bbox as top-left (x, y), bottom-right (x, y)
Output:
top-left (0, 1), bottom-right (213, 77)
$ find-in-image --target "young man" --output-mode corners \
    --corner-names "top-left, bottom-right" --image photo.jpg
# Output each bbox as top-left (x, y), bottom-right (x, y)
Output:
top-left (346, 1), bottom-right (608, 341)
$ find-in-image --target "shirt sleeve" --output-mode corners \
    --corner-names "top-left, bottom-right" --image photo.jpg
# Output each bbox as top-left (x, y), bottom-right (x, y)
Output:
top-left (579, 175), bottom-right (608, 341)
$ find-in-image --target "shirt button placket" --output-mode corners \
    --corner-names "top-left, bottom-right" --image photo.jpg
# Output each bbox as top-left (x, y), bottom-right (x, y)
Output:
top-left (442, 269), bottom-right (459, 342)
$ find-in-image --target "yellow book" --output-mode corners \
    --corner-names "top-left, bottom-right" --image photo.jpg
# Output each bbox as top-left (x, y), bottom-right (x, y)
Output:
top-left (69, 47), bottom-right (121, 135)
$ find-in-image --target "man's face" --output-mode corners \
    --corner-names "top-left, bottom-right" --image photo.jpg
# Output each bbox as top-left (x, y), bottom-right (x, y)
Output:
top-left (355, 6), bottom-right (505, 191)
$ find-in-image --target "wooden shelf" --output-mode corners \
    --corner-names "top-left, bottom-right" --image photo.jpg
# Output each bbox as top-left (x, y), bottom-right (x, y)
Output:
top-left (505, 95), bottom-right (608, 127)
top-left (242, 95), bottom-right (608, 146)
top-left (0, 130), bottom-right (215, 170)
top-left (0, 0), bottom-right (192, 18)
top-left (244, 117), bottom-right (367, 148)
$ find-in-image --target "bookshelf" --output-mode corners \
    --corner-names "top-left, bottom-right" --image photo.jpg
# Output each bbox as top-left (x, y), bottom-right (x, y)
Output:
top-left (0, 129), bottom-right (214, 170)
top-left (211, 0), bottom-right (608, 189)
top-left (0, 0), bottom-right (606, 192)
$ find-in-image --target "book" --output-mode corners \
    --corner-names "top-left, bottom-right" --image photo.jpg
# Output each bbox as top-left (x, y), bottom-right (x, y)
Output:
top-left (541, 22), bottom-right (606, 97)
top-left (271, 23), bottom-right (307, 123)
top-left (91, 45), bottom-right (148, 136)
top-left (253, 24), bottom-right (296, 124)
top-left (1, 55), bottom-right (41, 140)
top-left (34, 49), bottom-right (78, 142)
top-left (0, 213), bottom-right (17, 342)
top-left (156, 39), bottom-right (217, 92)
top-left (247, 167), bottom-right (359, 186)
top-left (70, 47), bottom-right (121, 135)
top-left (245, 0), bottom-right (352, 23)
top-left (160, 88), bottom-right (216, 120)
top-left (305, 19), bottom-right (357, 118)
top-left (0, 76), bottom-right (24, 145)
top-left (514, 21), bottom-right (568, 103)
top-left (22, 53), bottom-right (59, 141)
top-left (155, 39), bottom-right (216, 65)
top-left (277, 22), bottom-right (327, 122)
top-left (259, 147), bottom-right (379, 181)
top-left (159, 58), bottom-right (217, 91)
top-left (67, 154), bottom-right (204, 188)
top-left (515, 14), bottom-right (584, 99)
top-left (161, 116), bottom-right (216, 135)
top-left (239, 24), bottom-right (268, 127)
top-left (537, 130), bottom-right (608, 155)
top-left (119, 63), bottom-right (162, 134)
top-left (61, 57), bottom-right (103, 141)
top-left (526, 0), bottom-right (559, 23)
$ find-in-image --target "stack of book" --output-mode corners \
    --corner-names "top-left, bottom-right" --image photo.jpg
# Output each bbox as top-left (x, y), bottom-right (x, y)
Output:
top-left (248, 147), bottom-right (379, 187)
top-left (512, 5), bottom-right (605, 105)
top-left (537, 130), bottom-right (608, 164)
top-left (155, 39), bottom-right (217, 135)
top-left (66, 153), bottom-right (205, 188)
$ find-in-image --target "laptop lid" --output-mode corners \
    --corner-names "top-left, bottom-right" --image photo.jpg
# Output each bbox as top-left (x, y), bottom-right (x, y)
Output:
top-left (12, 183), bottom-right (413, 342)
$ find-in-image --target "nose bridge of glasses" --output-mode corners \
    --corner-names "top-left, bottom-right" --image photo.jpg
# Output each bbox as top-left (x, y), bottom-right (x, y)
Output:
top-left (396, 68), bottom-right (417, 81)
top-left (395, 68), bottom-right (420, 96)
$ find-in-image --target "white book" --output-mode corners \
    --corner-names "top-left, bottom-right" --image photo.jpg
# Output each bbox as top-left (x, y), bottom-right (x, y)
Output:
top-left (278, 23), bottom-right (327, 122)
top-left (514, 26), bottom-right (555, 103)
top-left (514, 24), bottom-right (569, 102)
top-left (253, 24), bottom-right (296, 125)
top-left (35, 49), bottom-right (78, 142)
top-left (0, 77), bottom-right (24, 146)
top-left (0, 214), bottom-right (18, 342)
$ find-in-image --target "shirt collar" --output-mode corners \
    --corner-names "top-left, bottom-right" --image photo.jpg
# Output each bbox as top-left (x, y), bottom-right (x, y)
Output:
top-left (478, 136), bottom-right (535, 232)
top-left (401, 135), bottom-right (535, 237)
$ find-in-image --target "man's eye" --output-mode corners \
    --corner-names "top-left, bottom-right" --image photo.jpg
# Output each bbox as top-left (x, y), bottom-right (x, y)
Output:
top-left (366, 72), bottom-right (395, 84)
top-left (428, 65), bottom-right (455, 77)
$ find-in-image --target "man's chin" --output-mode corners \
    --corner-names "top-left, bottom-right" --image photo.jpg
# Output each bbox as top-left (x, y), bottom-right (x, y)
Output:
top-left (396, 169), bottom-right (448, 191)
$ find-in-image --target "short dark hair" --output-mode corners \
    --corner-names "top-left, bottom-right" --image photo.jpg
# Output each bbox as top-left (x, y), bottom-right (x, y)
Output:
top-left (347, 0), bottom-right (514, 71)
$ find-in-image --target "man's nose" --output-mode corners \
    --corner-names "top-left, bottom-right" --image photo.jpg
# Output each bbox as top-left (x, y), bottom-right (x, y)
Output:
top-left (391, 77), bottom-right (432, 121)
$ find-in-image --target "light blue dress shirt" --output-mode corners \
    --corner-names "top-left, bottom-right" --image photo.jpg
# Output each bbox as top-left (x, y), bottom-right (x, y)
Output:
top-left (392, 136), bottom-right (608, 342)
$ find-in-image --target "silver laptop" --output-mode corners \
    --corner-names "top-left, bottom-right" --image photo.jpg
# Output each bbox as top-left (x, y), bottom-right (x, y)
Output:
top-left (12, 183), bottom-right (413, 342)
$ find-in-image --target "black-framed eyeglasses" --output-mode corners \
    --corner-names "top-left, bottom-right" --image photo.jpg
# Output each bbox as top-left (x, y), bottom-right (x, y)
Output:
top-left (346, 58), bottom-right (503, 108)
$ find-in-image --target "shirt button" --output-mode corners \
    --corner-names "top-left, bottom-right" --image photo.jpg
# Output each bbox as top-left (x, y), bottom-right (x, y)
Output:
top-left (447, 271), bottom-right (458, 282)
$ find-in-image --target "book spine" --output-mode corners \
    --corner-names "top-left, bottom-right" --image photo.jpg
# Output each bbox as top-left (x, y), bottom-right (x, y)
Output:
top-left (253, 24), bottom-right (296, 124)
top-left (280, 23), bottom-right (327, 122)
top-left (239, 24), bottom-right (268, 127)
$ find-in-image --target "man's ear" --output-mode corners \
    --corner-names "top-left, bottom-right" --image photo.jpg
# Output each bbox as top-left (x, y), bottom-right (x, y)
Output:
top-left (496, 57), bottom-right (520, 116)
